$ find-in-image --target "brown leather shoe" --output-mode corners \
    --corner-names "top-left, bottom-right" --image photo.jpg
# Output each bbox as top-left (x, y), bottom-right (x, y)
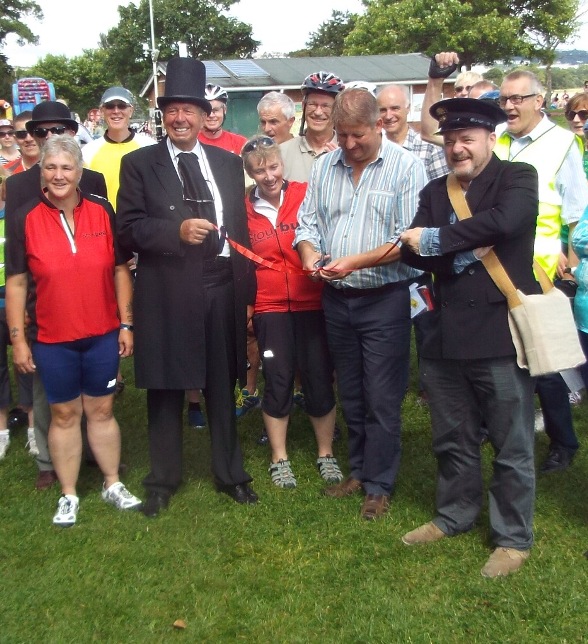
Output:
top-left (360, 494), bottom-right (390, 520)
top-left (35, 470), bottom-right (58, 491)
top-left (323, 476), bottom-right (363, 498)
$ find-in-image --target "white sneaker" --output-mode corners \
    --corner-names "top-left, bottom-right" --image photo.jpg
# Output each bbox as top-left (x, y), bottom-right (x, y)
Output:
top-left (102, 482), bottom-right (142, 511)
top-left (568, 391), bottom-right (582, 405)
top-left (26, 428), bottom-right (39, 457)
top-left (53, 494), bottom-right (79, 528)
top-left (0, 430), bottom-right (9, 460)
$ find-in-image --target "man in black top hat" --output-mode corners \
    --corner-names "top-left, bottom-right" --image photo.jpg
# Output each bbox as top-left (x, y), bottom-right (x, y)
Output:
top-left (116, 57), bottom-right (257, 516)
top-left (398, 98), bottom-right (540, 578)
top-left (4, 101), bottom-right (107, 492)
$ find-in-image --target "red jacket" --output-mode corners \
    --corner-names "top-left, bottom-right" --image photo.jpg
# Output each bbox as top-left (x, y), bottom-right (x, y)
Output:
top-left (246, 181), bottom-right (323, 313)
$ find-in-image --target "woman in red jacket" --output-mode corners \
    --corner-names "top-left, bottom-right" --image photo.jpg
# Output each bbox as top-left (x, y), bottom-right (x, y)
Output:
top-left (242, 135), bottom-right (342, 489)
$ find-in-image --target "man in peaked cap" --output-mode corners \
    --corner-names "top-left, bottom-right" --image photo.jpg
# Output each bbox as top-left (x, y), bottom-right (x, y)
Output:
top-left (399, 98), bottom-right (541, 578)
top-left (116, 57), bottom-right (257, 517)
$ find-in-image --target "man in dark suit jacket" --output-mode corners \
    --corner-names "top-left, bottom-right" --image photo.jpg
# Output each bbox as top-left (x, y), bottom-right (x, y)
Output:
top-left (399, 98), bottom-right (540, 579)
top-left (4, 102), bottom-right (107, 492)
top-left (116, 57), bottom-right (257, 517)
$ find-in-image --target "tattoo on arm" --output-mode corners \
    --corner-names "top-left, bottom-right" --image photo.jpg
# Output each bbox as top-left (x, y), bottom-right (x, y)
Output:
top-left (10, 327), bottom-right (19, 339)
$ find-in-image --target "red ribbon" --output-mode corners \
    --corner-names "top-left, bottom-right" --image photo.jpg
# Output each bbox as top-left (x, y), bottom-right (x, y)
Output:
top-left (215, 225), bottom-right (400, 276)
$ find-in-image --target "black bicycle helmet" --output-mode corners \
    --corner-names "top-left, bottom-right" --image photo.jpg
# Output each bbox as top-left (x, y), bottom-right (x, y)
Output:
top-left (301, 71), bottom-right (344, 96)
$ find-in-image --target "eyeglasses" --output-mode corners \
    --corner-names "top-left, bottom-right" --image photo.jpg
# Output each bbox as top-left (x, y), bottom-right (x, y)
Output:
top-left (565, 109), bottom-right (588, 121)
top-left (498, 93), bottom-right (537, 107)
top-left (209, 107), bottom-right (225, 115)
top-left (14, 130), bottom-right (30, 140)
top-left (454, 85), bottom-right (472, 94)
top-left (242, 136), bottom-right (275, 154)
top-left (0, 130), bottom-right (15, 138)
top-left (33, 126), bottom-right (68, 138)
top-left (305, 101), bottom-right (333, 113)
top-left (103, 102), bottom-right (130, 110)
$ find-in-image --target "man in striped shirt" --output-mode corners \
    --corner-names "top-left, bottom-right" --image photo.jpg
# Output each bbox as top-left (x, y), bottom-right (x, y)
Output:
top-left (294, 88), bottom-right (427, 520)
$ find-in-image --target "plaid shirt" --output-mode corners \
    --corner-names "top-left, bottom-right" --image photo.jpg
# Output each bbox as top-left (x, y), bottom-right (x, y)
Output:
top-left (403, 128), bottom-right (449, 181)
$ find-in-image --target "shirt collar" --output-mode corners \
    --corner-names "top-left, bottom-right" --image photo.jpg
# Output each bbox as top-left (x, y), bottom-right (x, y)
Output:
top-left (104, 129), bottom-right (135, 144)
top-left (168, 137), bottom-right (204, 159)
top-left (249, 180), bottom-right (289, 203)
top-left (332, 134), bottom-right (386, 168)
top-left (505, 112), bottom-right (555, 143)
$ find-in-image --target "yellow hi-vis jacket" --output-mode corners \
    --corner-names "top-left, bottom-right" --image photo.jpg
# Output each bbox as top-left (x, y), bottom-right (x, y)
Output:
top-left (494, 124), bottom-right (581, 279)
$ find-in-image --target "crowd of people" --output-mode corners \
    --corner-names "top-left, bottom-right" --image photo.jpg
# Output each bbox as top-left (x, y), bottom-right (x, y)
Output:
top-left (1, 52), bottom-right (587, 580)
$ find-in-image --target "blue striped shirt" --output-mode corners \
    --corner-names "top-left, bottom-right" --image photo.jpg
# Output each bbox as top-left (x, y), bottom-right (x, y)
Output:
top-left (294, 136), bottom-right (426, 289)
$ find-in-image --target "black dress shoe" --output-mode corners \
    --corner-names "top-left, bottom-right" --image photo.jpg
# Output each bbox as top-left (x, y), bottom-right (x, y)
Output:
top-left (218, 483), bottom-right (258, 505)
top-left (540, 447), bottom-right (575, 474)
top-left (142, 492), bottom-right (170, 517)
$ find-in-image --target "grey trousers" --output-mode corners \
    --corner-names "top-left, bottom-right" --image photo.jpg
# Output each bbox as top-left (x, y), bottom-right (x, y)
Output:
top-left (33, 372), bottom-right (53, 472)
top-left (421, 356), bottom-right (536, 550)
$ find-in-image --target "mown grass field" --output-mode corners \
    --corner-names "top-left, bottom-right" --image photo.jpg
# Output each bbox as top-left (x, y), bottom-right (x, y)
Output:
top-left (1, 354), bottom-right (587, 643)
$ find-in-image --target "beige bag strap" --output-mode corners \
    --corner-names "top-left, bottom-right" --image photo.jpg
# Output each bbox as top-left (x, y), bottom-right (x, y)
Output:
top-left (446, 173), bottom-right (552, 308)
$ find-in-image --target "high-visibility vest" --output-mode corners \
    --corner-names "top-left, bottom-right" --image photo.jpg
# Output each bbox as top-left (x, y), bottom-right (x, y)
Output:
top-left (494, 125), bottom-right (580, 279)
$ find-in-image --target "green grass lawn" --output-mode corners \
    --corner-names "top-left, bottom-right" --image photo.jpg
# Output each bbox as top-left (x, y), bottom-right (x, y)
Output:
top-left (1, 355), bottom-right (587, 643)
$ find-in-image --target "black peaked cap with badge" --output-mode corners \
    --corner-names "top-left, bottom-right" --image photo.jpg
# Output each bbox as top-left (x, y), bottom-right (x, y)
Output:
top-left (157, 57), bottom-right (212, 115)
top-left (430, 97), bottom-right (507, 133)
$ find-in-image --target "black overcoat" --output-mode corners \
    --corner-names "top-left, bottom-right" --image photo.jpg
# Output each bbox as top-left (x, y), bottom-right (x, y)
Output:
top-left (116, 139), bottom-right (253, 390)
top-left (401, 154), bottom-right (541, 360)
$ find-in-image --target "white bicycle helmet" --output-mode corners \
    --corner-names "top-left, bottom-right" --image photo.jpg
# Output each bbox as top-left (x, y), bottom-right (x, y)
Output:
top-left (204, 84), bottom-right (228, 103)
top-left (345, 80), bottom-right (377, 97)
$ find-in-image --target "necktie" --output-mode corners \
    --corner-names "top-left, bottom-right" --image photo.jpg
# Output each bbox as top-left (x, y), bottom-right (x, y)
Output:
top-left (177, 152), bottom-right (218, 258)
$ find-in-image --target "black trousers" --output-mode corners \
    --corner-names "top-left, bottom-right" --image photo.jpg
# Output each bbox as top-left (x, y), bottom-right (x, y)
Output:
top-left (143, 275), bottom-right (251, 495)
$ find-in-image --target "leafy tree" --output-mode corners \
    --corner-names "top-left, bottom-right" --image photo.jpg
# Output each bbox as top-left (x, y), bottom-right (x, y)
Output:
top-left (100, 0), bottom-right (259, 97)
top-left (344, 0), bottom-right (587, 91)
top-left (484, 67), bottom-right (505, 85)
top-left (512, 0), bottom-right (585, 100)
top-left (344, 0), bottom-right (525, 67)
top-left (29, 50), bottom-right (117, 117)
top-left (0, 0), bottom-right (42, 47)
top-left (291, 10), bottom-right (358, 57)
top-left (0, 1), bottom-right (43, 102)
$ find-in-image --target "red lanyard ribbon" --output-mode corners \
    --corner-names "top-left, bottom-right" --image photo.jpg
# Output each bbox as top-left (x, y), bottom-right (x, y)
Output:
top-left (215, 225), bottom-right (400, 276)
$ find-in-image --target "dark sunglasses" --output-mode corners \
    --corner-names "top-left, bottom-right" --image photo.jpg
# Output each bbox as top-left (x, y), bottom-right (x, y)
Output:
top-left (14, 130), bottom-right (30, 140)
top-left (565, 109), bottom-right (588, 121)
top-left (104, 102), bottom-right (130, 110)
top-left (0, 130), bottom-right (15, 137)
top-left (33, 126), bottom-right (68, 138)
top-left (242, 136), bottom-right (275, 154)
top-left (454, 85), bottom-right (472, 94)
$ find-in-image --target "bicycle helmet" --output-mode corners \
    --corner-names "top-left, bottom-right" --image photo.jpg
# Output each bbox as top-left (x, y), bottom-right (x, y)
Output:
top-left (204, 84), bottom-right (228, 103)
top-left (301, 71), bottom-right (344, 96)
top-left (345, 80), bottom-right (377, 97)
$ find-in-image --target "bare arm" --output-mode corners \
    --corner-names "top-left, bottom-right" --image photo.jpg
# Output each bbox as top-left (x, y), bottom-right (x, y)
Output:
top-left (421, 52), bottom-right (460, 146)
top-left (114, 263), bottom-right (134, 357)
top-left (6, 273), bottom-right (36, 373)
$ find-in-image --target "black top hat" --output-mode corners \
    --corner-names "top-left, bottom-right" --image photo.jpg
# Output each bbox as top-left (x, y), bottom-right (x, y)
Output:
top-left (430, 98), bottom-right (506, 133)
top-left (157, 57), bottom-right (212, 115)
top-left (26, 101), bottom-right (79, 134)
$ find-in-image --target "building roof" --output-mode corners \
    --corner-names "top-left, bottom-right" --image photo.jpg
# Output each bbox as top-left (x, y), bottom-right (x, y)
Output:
top-left (141, 53), bottom-right (456, 97)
